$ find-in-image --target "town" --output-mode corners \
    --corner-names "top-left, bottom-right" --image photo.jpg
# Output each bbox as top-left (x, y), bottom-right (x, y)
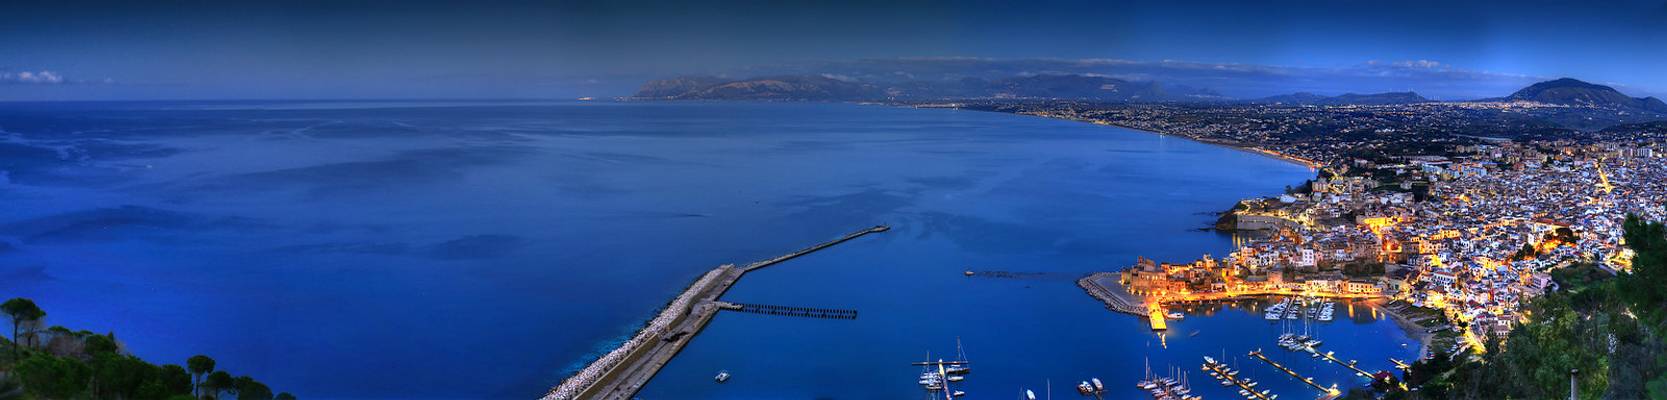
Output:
top-left (1048, 108), bottom-right (1667, 361)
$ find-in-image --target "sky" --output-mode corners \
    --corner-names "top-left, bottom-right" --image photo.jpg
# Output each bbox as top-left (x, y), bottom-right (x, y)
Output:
top-left (3, 0), bottom-right (1666, 101)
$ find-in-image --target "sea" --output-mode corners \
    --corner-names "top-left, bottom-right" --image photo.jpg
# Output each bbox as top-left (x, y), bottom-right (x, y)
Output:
top-left (0, 100), bottom-right (1418, 399)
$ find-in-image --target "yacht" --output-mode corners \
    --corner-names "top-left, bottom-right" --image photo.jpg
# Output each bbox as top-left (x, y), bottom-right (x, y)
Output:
top-left (714, 370), bottom-right (731, 383)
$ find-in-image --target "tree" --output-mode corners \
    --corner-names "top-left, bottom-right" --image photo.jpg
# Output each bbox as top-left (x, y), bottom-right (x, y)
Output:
top-left (187, 355), bottom-right (216, 398)
top-left (89, 353), bottom-right (154, 399)
top-left (203, 371), bottom-right (234, 400)
top-left (274, 393), bottom-right (297, 400)
top-left (1, 298), bottom-right (45, 360)
top-left (234, 375), bottom-right (273, 400)
top-left (13, 354), bottom-right (89, 400)
top-left (84, 332), bottom-right (119, 356)
top-left (158, 364), bottom-right (194, 397)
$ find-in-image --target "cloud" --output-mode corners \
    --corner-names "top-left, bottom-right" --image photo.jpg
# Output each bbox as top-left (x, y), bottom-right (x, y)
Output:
top-left (1, 70), bottom-right (66, 84)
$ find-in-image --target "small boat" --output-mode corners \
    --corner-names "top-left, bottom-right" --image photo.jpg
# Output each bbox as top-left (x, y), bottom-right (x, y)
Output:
top-left (948, 376), bottom-right (964, 382)
top-left (1026, 389), bottom-right (1037, 400)
top-left (1091, 378), bottom-right (1104, 392)
top-left (1077, 381), bottom-right (1094, 395)
top-left (952, 390), bottom-right (966, 397)
top-left (1167, 312), bottom-right (1185, 319)
top-left (714, 370), bottom-right (731, 383)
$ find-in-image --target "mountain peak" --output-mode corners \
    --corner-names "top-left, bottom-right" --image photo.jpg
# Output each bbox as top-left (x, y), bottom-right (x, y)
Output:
top-left (1506, 78), bottom-right (1667, 112)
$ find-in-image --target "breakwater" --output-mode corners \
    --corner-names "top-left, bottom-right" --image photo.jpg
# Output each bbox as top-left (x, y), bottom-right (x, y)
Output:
top-left (542, 225), bottom-right (889, 400)
top-left (1077, 272), bottom-right (1146, 316)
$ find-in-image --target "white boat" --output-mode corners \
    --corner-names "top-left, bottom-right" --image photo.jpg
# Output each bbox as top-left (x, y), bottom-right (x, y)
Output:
top-left (953, 391), bottom-right (966, 397)
top-left (1091, 378), bottom-right (1104, 392)
top-left (714, 370), bottom-right (731, 383)
top-left (948, 376), bottom-right (964, 382)
top-left (1026, 389), bottom-right (1036, 400)
top-left (1167, 312), bottom-right (1185, 319)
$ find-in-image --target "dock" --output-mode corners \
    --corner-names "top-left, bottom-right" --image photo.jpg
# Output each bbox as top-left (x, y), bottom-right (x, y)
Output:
top-left (716, 302), bottom-right (858, 320)
top-left (743, 225), bottom-right (889, 272)
top-left (1247, 349), bottom-right (1339, 396)
top-left (1148, 305), bottom-right (1169, 331)
top-left (542, 225), bottom-right (889, 400)
top-left (1202, 359), bottom-right (1274, 400)
top-left (1308, 347), bottom-right (1376, 379)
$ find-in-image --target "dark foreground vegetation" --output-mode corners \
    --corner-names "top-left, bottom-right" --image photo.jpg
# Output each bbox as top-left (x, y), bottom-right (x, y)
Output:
top-left (1, 299), bottom-right (294, 400)
top-left (1349, 213), bottom-right (1667, 399)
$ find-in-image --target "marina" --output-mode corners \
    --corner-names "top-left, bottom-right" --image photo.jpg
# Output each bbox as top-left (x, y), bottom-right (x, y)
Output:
top-left (1202, 356), bottom-right (1275, 400)
top-left (1246, 349), bottom-right (1340, 397)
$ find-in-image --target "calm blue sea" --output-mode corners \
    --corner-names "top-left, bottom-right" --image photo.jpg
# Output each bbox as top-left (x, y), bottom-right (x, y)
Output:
top-left (0, 101), bottom-right (1415, 399)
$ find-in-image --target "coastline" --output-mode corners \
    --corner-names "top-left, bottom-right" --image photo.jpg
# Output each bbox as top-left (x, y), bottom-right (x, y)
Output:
top-left (1378, 302), bottom-right (1435, 360)
top-left (976, 104), bottom-right (1437, 358)
top-left (953, 107), bottom-right (1323, 170)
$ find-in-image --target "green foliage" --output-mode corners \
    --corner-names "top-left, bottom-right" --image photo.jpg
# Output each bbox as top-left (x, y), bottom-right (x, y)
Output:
top-left (1386, 215), bottom-right (1667, 399)
top-left (275, 392), bottom-right (297, 400)
top-left (204, 371), bottom-right (234, 399)
top-left (1621, 215), bottom-right (1667, 316)
top-left (235, 375), bottom-right (274, 400)
top-left (1, 298), bottom-right (45, 360)
top-left (14, 354), bottom-right (88, 399)
top-left (90, 352), bottom-right (157, 399)
top-left (159, 364), bottom-right (194, 396)
top-left (0, 373), bottom-right (23, 400)
top-left (188, 354), bottom-right (216, 397)
top-left (0, 301), bottom-right (291, 400)
top-left (83, 332), bottom-right (119, 356)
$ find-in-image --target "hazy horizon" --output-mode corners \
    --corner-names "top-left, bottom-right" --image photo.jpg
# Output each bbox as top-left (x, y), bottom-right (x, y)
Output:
top-left (4, 0), bottom-right (1667, 101)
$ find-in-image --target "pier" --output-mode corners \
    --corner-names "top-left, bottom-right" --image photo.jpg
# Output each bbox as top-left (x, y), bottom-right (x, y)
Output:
top-left (717, 302), bottom-right (858, 320)
top-left (1077, 272), bottom-right (1147, 316)
top-left (743, 225), bottom-right (889, 272)
top-left (543, 225), bottom-right (889, 400)
top-left (1308, 347), bottom-right (1375, 379)
top-left (1247, 349), bottom-right (1340, 397)
top-left (1202, 359), bottom-right (1274, 400)
top-left (1147, 305), bottom-right (1169, 331)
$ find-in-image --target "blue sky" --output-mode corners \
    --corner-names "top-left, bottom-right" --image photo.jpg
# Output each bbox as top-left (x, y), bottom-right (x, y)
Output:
top-left (3, 0), bottom-right (1665, 100)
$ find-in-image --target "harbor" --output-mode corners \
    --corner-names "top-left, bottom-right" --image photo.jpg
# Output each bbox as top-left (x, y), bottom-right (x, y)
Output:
top-left (1202, 356), bottom-right (1275, 400)
top-left (1247, 349), bottom-right (1340, 397)
top-left (543, 225), bottom-right (889, 400)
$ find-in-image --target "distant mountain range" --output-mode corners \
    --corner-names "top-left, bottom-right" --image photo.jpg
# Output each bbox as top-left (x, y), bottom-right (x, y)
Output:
top-left (633, 74), bottom-right (1225, 102)
top-left (635, 74), bottom-right (1666, 114)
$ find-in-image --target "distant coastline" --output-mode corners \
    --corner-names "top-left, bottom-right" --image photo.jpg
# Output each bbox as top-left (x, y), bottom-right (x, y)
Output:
top-left (934, 105), bottom-right (1323, 170)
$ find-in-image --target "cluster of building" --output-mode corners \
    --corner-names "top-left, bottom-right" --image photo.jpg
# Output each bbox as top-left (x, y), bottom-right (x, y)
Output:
top-left (961, 100), bottom-right (1666, 168)
top-left (1123, 140), bottom-right (1666, 347)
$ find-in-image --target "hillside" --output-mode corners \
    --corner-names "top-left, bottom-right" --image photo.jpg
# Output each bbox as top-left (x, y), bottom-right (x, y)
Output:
top-left (1505, 78), bottom-right (1667, 113)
